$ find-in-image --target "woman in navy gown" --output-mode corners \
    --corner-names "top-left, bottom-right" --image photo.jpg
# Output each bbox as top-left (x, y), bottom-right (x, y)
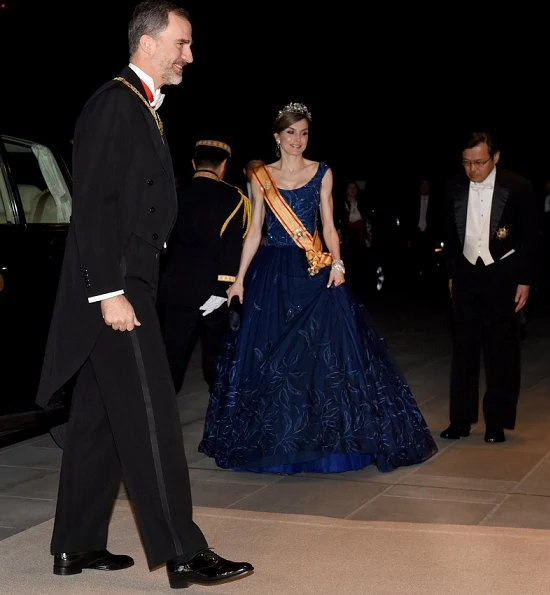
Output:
top-left (198, 102), bottom-right (437, 474)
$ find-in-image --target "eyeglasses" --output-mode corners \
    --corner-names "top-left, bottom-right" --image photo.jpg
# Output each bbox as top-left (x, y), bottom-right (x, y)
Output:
top-left (462, 157), bottom-right (492, 168)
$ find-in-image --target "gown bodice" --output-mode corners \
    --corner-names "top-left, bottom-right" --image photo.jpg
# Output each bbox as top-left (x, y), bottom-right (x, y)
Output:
top-left (264, 162), bottom-right (329, 247)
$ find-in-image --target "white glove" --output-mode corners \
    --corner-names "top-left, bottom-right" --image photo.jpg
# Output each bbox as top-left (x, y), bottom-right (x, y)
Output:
top-left (199, 295), bottom-right (227, 317)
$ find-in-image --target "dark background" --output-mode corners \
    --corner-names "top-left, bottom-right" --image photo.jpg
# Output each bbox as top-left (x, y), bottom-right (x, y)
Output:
top-left (2, 1), bottom-right (549, 197)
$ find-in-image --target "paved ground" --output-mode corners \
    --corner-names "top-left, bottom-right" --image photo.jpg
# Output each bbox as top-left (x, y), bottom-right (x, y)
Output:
top-left (1, 286), bottom-right (549, 541)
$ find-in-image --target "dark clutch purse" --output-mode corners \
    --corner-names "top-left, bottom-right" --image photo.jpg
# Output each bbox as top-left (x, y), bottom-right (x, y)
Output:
top-left (228, 296), bottom-right (242, 331)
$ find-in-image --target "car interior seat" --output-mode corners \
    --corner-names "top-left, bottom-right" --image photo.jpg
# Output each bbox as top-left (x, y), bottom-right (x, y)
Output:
top-left (17, 184), bottom-right (57, 223)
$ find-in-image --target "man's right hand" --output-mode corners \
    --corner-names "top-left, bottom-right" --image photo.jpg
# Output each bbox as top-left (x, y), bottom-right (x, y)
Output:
top-left (101, 295), bottom-right (141, 331)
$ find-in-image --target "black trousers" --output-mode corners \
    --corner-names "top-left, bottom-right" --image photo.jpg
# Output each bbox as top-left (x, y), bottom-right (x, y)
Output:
top-left (51, 284), bottom-right (208, 569)
top-left (449, 255), bottom-right (521, 429)
top-left (159, 301), bottom-right (229, 394)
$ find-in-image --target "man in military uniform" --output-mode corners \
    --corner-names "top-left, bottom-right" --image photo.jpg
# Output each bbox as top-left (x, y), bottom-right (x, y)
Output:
top-left (158, 137), bottom-right (250, 393)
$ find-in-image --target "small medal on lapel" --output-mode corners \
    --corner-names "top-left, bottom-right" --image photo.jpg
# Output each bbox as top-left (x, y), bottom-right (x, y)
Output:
top-left (496, 226), bottom-right (509, 240)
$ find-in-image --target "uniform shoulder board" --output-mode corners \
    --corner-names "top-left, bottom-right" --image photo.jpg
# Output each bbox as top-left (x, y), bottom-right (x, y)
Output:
top-left (219, 183), bottom-right (252, 238)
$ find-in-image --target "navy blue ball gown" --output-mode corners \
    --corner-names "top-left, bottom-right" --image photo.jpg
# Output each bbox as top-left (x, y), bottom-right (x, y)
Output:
top-left (198, 162), bottom-right (438, 474)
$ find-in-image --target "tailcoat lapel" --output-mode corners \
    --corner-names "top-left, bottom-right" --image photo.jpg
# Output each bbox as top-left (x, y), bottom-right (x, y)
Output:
top-left (453, 179), bottom-right (469, 244)
top-left (489, 172), bottom-right (509, 238)
top-left (118, 67), bottom-right (174, 181)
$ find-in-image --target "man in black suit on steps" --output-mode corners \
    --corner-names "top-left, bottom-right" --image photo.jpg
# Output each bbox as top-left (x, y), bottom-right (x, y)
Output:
top-left (441, 130), bottom-right (537, 444)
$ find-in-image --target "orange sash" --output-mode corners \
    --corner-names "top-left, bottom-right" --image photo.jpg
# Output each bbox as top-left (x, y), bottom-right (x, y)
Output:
top-left (253, 165), bottom-right (332, 276)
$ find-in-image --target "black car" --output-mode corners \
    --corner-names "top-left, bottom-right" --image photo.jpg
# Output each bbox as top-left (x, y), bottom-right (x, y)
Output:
top-left (0, 134), bottom-right (72, 445)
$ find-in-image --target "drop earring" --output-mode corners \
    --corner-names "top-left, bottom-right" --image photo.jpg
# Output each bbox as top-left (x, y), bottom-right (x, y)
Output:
top-left (275, 139), bottom-right (281, 158)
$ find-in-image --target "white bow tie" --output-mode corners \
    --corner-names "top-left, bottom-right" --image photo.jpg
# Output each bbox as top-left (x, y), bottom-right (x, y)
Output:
top-left (471, 181), bottom-right (493, 191)
top-left (150, 88), bottom-right (165, 110)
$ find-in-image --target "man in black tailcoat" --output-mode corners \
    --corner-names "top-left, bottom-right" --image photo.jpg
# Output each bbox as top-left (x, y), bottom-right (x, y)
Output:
top-left (441, 130), bottom-right (537, 444)
top-left (400, 178), bottom-right (445, 294)
top-left (35, 1), bottom-right (253, 589)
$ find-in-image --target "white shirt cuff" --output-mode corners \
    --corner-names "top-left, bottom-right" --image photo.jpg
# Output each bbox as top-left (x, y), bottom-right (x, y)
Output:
top-left (88, 289), bottom-right (124, 303)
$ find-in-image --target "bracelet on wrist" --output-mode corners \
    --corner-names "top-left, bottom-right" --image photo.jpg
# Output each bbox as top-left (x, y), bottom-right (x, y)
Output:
top-left (331, 258), bottom-right (345, 274)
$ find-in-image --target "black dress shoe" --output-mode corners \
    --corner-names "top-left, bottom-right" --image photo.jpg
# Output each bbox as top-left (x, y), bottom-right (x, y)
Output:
top-left (53, 549), bottom-right (134, 575)
top-left (440, 424), bottom-right (471, 439)
top-left (167, 549), bottom-right (254, 589)
top-left (484, 427), bottom-right (506, 443)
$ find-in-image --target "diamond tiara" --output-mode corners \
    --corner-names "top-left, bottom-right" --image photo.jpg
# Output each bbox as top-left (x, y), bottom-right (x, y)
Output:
top-left (276, 102), bottom-right (312, 122)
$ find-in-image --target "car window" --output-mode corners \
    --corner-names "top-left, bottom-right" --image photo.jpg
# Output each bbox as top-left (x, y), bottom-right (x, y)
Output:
top-left (0, 164), bottom-right (15, 224)
top-left (3, 138), bottom-right (72, 224)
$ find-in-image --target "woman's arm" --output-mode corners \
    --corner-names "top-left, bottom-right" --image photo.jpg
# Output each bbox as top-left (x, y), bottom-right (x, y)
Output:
top-left (226, 175), bottom-right (266, 303)
top-left (319, 168), bottom-right (345, 287)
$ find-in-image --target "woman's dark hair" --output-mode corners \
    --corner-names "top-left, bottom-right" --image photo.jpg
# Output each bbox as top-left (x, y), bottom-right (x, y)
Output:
top-left (272, 102), bottom-right (312, 134)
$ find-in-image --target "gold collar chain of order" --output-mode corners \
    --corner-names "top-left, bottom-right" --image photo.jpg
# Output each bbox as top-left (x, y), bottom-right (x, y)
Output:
top-left (113, 76), bottom-right (164, 137)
